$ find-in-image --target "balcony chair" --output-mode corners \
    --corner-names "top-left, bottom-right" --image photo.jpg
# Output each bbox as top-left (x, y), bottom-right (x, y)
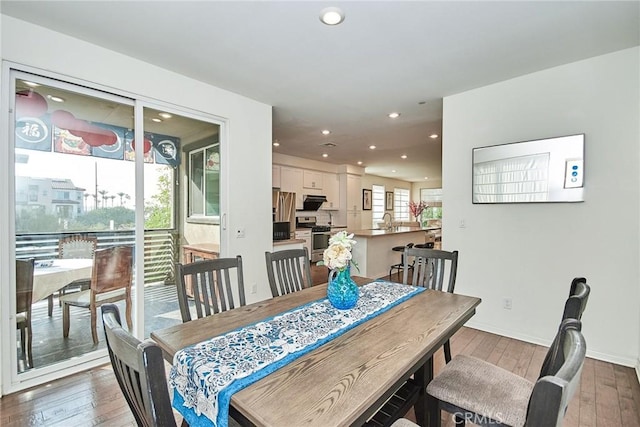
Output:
top-left (101, 304), bottom-right (181, 427)
top-left (60, 245), bottom-right (133, 345)
top-left (426, 318), bottom-right (586, 427)
top-left (265, 248), bottom-right (312, 297)
top-left (175, 256), bottom-right (246, 323)
top-left (16, 258), bottom-right (35, 369)
top-left (48, 235), bottom-right (97, 316)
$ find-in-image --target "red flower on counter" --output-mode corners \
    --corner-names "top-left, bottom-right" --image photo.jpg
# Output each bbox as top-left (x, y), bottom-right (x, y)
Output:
top-left (408, 201), bottom-right (428, 219)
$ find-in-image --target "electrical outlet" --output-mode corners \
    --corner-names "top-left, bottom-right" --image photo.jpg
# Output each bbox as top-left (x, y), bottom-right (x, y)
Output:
top-left (503, 298), bottom-right (512, 310)
top-left (236, 228), bottom-right (245, 238)
top-left (251, 283), bottom-right (257, 294)
top-left (459, 219), bottom-right (466, 228)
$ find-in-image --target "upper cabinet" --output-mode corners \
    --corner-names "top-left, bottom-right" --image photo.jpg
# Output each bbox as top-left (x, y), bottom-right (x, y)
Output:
top-left (346, 174), bottom-right (362, 212)
top-left (303, 170), bottom-right (323, 189)
top-left (280, 166), bottom-right (304, 209)
top-left (272, 165), bottom-right (281, 188)
top-left (321, 172), bottom-right (340, 210)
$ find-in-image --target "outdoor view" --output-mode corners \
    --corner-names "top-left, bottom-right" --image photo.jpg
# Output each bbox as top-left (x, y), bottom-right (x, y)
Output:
top-left (12, 72), bottom-right (220, 376)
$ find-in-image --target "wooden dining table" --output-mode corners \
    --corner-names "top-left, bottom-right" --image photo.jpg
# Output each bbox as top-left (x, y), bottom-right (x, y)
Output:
top-left (151, 277), bottom-right (481, 427)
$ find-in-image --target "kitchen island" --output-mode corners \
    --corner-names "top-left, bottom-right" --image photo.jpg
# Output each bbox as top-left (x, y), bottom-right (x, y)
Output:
top-left (350, 227), bottom-right (439, 280)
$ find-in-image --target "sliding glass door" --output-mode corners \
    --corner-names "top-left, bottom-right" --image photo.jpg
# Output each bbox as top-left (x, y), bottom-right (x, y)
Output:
top-left (5, 68), bottom-right (222, 390)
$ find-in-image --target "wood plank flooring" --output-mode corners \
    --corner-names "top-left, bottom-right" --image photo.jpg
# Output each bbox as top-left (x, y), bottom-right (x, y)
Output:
top-left (1, 325), bottom-right (638, 426)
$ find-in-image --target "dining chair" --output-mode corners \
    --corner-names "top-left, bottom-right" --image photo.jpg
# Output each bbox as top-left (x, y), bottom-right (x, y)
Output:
top-left (101, 304), bottom-right (180, 427)
top-left (48, 235), bottom-right (97, 316)
top-left (175, 256), bottom-right (246, 323)
top-left (16, 258), bottom-right (35, 369)
top-left (403, 247), bottom-right (459, 363)
top-left (60, 245), bottom-right (133, 345)
top-left (426, 318), bottom-right (586, 427)
top-left (265, 248), bottom-right (312, 297)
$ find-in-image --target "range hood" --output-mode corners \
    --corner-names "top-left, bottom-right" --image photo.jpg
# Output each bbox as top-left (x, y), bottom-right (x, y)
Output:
top-left (302, 195), bottom-right (327, 211)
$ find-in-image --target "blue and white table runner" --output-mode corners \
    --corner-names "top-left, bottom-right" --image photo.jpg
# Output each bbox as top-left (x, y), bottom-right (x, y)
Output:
top-left (170, 280), bottom-right (425, 427)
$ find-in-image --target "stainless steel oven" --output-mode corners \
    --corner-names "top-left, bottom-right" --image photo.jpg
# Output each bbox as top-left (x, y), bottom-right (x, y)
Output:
top-left (311, 229), bottom-right (331, 262)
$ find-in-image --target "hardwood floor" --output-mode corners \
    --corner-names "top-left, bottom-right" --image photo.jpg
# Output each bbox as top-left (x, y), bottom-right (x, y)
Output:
top-left (2, 325), bottom-right (639, 426)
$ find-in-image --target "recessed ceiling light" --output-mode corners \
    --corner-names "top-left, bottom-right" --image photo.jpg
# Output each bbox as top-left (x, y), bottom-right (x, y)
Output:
top-left (151, 118), bottom-right (162, 123)
top-left (23, 81), bottom-right (40, 87)
top-left (369, 145), bottom-right (376, 150)
top-left (388, 112), bottom-right (400, 119)
top-left (322, 153), bottom-right (329, 158)
top-left (320, 7), bottom-right (345, 25)
top-left (401, 154), bottom-right (407, 159)
top-left (357, 161), bottom-right (363, 165)
top-left (392, 170), bottom-right (397, 173)
top-left (430, 134), bottom-right (439, 139)
top-left (322, 129), bottom-right (331, 135)
top-left (47, 95), bottom-right (65, 103)
top-left (424, 177), bottom-right (429, 180)
top-left (273, 141), bottom-right (280, 147)
top-left (159, 112), bottom-right (172, 119)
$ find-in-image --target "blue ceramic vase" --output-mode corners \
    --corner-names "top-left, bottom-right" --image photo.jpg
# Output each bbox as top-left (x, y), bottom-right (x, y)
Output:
top-left (327, 265), bottom-right (359, 309)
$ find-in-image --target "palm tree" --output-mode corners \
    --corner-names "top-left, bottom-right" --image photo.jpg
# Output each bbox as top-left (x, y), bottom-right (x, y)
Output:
top-left (110, 195), bottom-right (116, 207)
top-left (98, 190), bottom-right (108, 208)
top-left (117, 192), bottom-right (128, 206)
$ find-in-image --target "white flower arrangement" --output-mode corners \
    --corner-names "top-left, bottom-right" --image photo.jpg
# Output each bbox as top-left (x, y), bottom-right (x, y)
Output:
top-left (318, 231), bottom-right (359, 271)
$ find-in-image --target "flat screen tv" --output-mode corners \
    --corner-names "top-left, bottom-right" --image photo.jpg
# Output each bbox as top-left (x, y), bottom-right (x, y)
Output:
top-left (472, 134), bottom-right (584, 204)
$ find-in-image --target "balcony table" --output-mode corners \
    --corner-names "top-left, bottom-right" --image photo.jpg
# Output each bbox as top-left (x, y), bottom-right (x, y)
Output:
top-left (32, 258), bottom-right (93, 303)
top-left (151, 276), bottom-right (481, 427)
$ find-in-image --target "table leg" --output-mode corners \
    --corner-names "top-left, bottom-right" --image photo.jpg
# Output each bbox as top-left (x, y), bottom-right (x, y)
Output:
top-left (414, 356), bottom-right (433, 426)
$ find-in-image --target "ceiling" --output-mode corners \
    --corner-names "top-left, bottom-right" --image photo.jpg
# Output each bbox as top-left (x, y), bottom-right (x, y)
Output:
top-left (3, 1), bottom-right (638, 182)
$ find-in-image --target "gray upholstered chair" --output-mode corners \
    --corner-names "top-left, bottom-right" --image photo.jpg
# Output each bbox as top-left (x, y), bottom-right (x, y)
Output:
top-left (265, 248), bottom-right (312, 297)
top-left (101, 304), bottom-right (179, 427)
top-left (403, 247), bottom-right (459, 363)
top-left (16, 258), bottom-right (35, 369)
top-left (175, 256), bottom-right (246, 323)
top-left (426, 318), bottom-right (586, 427)
top-left (390, 419), bottom-right (418, 427)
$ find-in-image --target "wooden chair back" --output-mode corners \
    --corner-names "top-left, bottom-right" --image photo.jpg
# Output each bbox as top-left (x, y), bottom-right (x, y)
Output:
top-left (59, 235), bottom-right (97, 259)
top-left (265, 248), bottom-right (312, 297)
top-left (402, 247), bottom-right (458, 292)
top-left (16, 259), bottom-right (35, 315)
top-left (526, 319), bottom-right (586, 426)
top-left (175, 256), bottom-right (246, 323)
top-left (91, 246), bottom-right (133, 297)
top-left (101, 304), bottom-right (177, 427)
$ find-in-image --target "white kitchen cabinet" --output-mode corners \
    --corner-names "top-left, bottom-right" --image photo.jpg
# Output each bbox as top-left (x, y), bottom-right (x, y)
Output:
top-left (303, 170), bottom-right (323, 189)
top-left (346, 174), bottom-right (362, 212)
top-left (294, 229), bottom-right (312, 257)
top-left (272, 165), bottom-right (281, 188)
top-left (346, 211), bottom-right (362, 231)
top-left (280, 166), bottom-right (304, 209)
top-left (321, 172), bottom-right (340, 209)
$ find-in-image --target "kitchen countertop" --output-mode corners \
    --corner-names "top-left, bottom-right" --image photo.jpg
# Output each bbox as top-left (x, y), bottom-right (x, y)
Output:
top-left (273, 238), bottom-right (305, 246)
top-left (351, 226), bottom-right (440, 238)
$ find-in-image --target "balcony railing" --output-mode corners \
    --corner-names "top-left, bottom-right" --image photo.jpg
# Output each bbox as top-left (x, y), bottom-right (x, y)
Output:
top-left (16, 229), bottom-right (178, 285)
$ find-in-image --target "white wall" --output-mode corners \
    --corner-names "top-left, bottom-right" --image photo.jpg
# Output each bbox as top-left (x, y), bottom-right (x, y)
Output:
top-left (443, 47), bottom-right (640, 366)
top-left (1, 16), bottom-right (273, 389)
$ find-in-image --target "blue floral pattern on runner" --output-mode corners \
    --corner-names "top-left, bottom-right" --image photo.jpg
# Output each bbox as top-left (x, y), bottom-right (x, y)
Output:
top-left (170, 280), bottom-right (424, 427)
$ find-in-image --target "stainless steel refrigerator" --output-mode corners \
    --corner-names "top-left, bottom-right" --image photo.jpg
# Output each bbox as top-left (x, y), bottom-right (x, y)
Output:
top-left (272, 190), bottom-right (296, 234)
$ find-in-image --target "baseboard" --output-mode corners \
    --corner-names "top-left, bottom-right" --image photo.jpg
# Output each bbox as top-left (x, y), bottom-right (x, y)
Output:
top-left (465, 320), bottom-right (637, 368)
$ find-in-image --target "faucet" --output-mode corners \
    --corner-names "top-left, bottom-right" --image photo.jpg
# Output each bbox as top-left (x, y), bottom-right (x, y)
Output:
top-left (381, 212), bottom-right (392, 230)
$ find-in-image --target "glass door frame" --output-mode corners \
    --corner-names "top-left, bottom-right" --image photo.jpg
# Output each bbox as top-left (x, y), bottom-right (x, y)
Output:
top-left (0, 63), bottom-right (228, 394)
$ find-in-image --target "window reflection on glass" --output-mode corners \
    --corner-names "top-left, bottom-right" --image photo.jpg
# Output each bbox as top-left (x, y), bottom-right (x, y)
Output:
top-left (188, 143), bottom-right (220, 219)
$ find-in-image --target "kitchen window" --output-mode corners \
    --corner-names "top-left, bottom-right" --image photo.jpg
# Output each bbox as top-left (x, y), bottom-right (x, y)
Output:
top-left (371, 184), bottom-right (385, 228)
top-left (394, 188), bottom-right (410, 221)
top-left (188, 143), bottom-right (220, 220)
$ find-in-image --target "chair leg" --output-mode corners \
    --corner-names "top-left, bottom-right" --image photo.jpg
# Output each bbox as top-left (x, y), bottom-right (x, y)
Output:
top-left (48, 294), bottom-right (54, 317)
top-left (26, 321), bottom-right (33, 368)
top-left (62, 302), bottom-right (70, 338)
top-left (90, 305), bottom-right (98, 345)
top-left (444, 339), bottom-right (452, 363)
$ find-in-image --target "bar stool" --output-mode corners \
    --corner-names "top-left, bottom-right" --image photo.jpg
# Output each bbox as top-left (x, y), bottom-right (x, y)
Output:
top-left (389, 243), bottom-right (414, 280)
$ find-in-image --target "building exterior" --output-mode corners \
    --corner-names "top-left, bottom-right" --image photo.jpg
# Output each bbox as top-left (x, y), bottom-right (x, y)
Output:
top-left (15, 176), bottom-right (85, 220)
